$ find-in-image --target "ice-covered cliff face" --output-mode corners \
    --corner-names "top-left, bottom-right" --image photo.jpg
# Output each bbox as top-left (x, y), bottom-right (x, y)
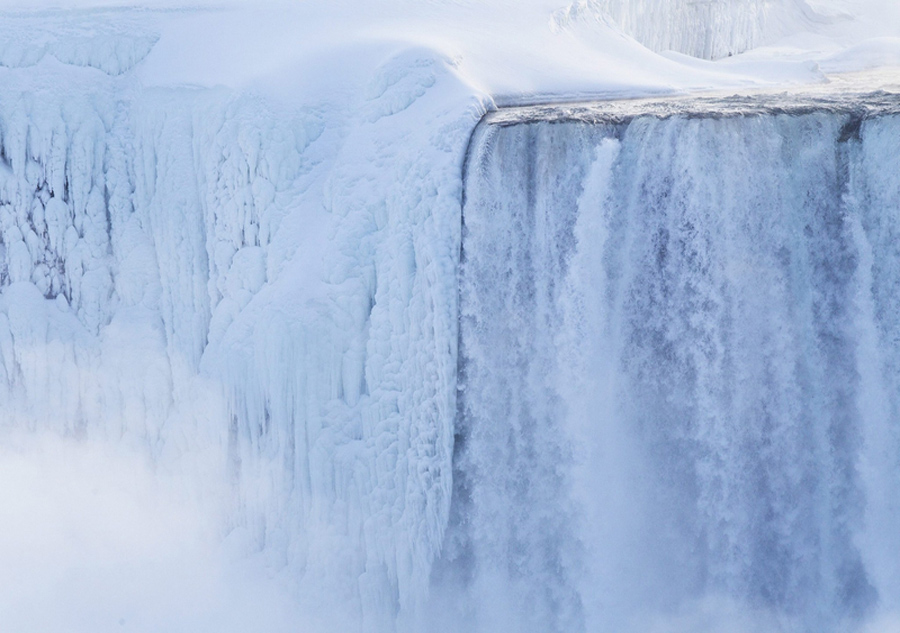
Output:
top-left (0, 46), bottom-right (483, 630)
top-left (552, 0), bottom-right (829, 60)
top-left (442, 104), bottom-right (900, 632)
top-left (4, 1), bottom-right (900, 631)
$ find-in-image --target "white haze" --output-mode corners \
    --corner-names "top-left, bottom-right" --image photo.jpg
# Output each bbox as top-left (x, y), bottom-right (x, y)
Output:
top-left (0, 434), bottom-right (311, 633)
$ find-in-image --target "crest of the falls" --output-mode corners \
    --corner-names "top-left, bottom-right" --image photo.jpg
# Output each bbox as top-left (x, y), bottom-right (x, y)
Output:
top-left (441, 110), bottom-right (900, 632)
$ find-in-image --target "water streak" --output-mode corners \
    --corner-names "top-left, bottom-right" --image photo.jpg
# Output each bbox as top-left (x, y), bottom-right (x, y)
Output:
top-left (441, 111), bottom-right (900, 633)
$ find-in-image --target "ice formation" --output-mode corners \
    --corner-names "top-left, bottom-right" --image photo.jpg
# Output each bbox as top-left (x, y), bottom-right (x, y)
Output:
top-left (2, 1), bottom-right (900, 632)
top-left (552, 0), bottom-right (841, 60)
top-left (0, 11), bottom-right (158, 75)
top-left (0, 38), bottom-right (484, 629)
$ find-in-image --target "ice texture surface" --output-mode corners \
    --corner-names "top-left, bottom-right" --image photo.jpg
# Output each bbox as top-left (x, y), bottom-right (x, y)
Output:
top-left (552, 0), bottom-right (822, 59)
top-left (0, 39), bottom-right (483, 630)
top-left (1, 1), bottom-right (900, 632)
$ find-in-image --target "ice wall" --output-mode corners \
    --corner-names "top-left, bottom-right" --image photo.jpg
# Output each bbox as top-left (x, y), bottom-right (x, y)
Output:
top-left (446, 109), bottom-right (900, 632)
top-left (0, 46), bottom-right (481, 630)
top-left (204, 50), bottom-right (482, 630)
top-left (0, 67), bottom-right (315, 446)
top-left (552, 0), bottom-right (823, 59)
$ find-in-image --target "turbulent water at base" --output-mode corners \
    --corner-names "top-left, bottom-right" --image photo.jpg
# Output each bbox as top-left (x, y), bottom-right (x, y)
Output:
top-left (435, 112), bottom-right (900, 633)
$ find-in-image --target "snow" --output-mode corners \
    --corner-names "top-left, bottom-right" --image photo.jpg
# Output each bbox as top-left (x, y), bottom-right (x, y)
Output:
top-left (0, 12), bottom-right (158, 76)
top-left (0, 0), bottom-right (898, 631)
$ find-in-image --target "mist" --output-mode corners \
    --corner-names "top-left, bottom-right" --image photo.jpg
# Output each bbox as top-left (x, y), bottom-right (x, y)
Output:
top-left (0, 434), bottom-right (308, 633)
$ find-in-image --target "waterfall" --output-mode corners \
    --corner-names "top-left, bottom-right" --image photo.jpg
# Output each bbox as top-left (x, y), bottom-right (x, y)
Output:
top-left (439, 105), bottom-right (900, 632)
top-left (551, 0), bottom-right (819, 60)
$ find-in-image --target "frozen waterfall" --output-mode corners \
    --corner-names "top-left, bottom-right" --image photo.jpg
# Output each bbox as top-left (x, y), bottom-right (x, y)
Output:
top-left (2, 12), bottom-right (900, 629)
top-left (551, 0), bottom-right (822, 60)
top-left (0, 47), bottom-right (480, 631)
top-left (437, 98), bottom-right (900, 633)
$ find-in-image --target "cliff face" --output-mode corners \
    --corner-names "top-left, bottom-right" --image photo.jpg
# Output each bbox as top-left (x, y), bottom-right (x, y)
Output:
top-left (552, 0), bottom-right (830, 60)
top-left (0, 43), bottom-right (481, 631)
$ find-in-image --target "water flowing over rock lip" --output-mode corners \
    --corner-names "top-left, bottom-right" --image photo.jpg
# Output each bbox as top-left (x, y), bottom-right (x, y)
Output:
top-left (486, 84), bottom-right (900, 126)
top-left (454, 91), bottom-right (900, 631)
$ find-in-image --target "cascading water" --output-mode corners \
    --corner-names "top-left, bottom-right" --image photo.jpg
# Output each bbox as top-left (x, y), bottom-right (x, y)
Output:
top-left (437, 100), bottom-right (900, 633)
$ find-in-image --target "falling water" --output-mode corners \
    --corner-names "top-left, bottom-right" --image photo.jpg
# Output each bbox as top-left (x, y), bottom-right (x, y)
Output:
top-left (436, 102), bottom-right (900, 633)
